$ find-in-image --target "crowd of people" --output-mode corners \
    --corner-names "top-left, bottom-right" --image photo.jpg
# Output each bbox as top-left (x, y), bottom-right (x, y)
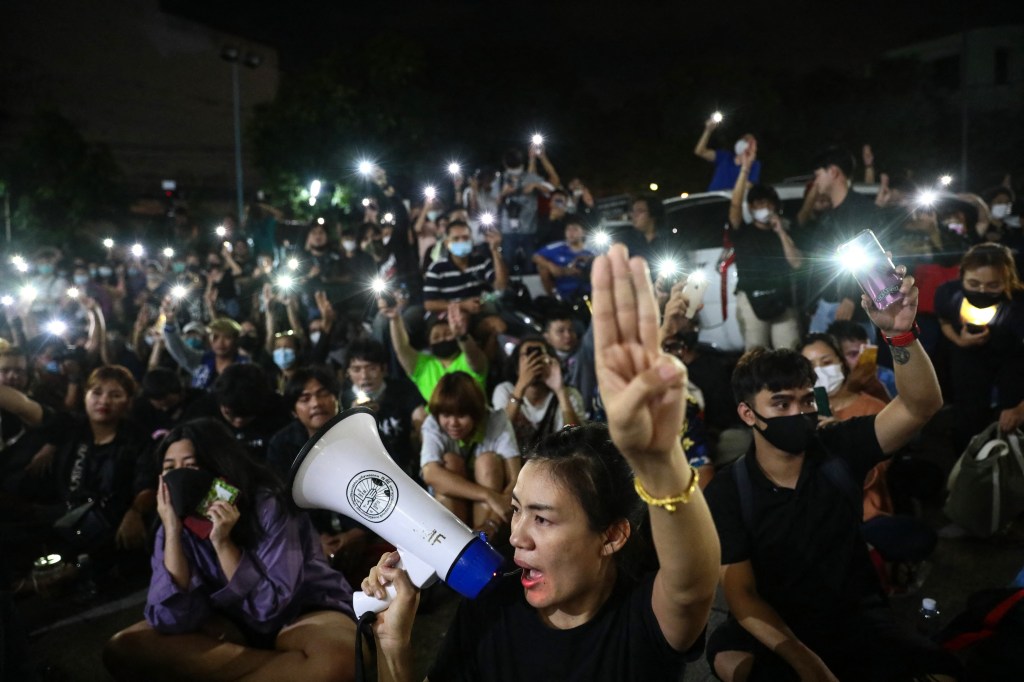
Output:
top-left (1, 129), bottom-right (1021, 680)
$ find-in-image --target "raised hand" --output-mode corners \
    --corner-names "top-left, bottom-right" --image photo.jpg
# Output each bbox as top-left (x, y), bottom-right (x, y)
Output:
top-left (861, 263), bottom-right (917, 335)
top-left (447, 301), bottom-right (469, 338)
top-left (592, 244), bottom-right (688, 460)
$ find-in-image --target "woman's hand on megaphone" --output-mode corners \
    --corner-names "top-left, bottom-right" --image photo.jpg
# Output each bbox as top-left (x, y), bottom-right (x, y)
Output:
top-left (364, 551), bottom-right (420, 653)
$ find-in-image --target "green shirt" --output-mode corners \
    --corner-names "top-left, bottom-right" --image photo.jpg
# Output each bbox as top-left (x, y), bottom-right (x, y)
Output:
top-left (411, 352), bottom-right (487, 402)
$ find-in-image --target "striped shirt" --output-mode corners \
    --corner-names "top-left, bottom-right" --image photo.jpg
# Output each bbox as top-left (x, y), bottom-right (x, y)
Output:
top-left (423, 254), bottom-right (495, 302)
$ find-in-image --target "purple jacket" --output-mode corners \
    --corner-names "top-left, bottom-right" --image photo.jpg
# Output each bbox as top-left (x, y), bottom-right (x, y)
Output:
top-left (145, 494), bottom-right (355, 639)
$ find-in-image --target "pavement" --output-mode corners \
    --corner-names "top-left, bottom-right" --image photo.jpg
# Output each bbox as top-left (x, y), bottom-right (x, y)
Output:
top-left (12, 406), bottom-right (1024, 681)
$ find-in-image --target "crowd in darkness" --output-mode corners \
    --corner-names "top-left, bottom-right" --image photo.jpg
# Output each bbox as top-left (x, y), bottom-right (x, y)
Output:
top-left (1, 121), bottom-right (1021, 680)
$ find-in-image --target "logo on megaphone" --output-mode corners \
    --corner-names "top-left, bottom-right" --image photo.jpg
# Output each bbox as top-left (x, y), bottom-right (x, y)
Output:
top-left (289, 407), bottom-right (505, 616)
top-left (347, 471), bottom-right (399, 522)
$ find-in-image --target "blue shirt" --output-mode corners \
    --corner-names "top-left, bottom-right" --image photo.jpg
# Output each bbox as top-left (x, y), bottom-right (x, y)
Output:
top-left (535, 241), bottom-right (594, 299)
top-left (708, 149), bottom-right (761, 191)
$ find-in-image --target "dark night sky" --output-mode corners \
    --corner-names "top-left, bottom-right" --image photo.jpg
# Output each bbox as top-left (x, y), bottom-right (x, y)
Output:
top-left (164, 0), bottom-right (1020, 75)
top-left (157, 1), bottom-right (1024, 194)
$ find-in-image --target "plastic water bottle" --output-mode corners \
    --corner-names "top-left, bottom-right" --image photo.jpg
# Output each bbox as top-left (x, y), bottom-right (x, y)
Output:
top-left (917, 597), bottom-right (941, 639)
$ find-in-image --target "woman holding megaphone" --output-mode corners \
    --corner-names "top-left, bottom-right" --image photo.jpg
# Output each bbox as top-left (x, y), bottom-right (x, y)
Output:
top-left (104, 418), bottom-right (359, 681)
top-left (364, 244), bottom-right (721, 681)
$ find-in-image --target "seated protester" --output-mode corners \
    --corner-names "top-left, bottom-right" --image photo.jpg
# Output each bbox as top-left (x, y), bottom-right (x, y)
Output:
top-left (183, 364), bottom-right (290, 462)
top-left (46, 366), bottom-right (154, 559)
top-left (704, 266), bottom-right (962, 681)
top-left (131, 368), bottom-right (203, 442)
top-left (728, 148), bottom-right (803, 351)
top-left (203, 251), bottom-right (241, 321)
top-left (660, 286), bottom-right (750, 463)
top-left (660, 336), bottom-right (716, 490)
top-left (103, 419), bottom-right (358, 681)
top-left (532, 216), bottom-right (595, 302)
top-left (135, 260), bottom-right (169, 325)
top-left (542, 311), bottom-right (580, 371)
top-left (364, 245), bottom-right (719, 681)
top-left (27, 336), bottom-right (79, 412)
top-left (269, 330), bottom-right (303, 393)
top-left (266, 367), bottom-right (375, 582)
top-left (799, 334), bottom-right (936, 591)
top-left (0, 347), bottom-right (54, 500)
top-left (420, 372), bottom-right (521, 531)
top-left (339, 339), bottom-right (425, 477)
top-left (492, 336), bottom-right (584, 455)
top-left (332, 223), bottom-right (379, 318)
top-left (383, 295), bottom-right (487, 403)
top-left (826, 319), bottom-right (896, 401)
top-left (162, 296), bottom-right (249, 390)
top-left (422, 219), bottom-right (508, 360)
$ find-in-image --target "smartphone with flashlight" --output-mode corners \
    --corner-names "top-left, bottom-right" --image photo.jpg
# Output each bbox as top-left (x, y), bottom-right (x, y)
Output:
top-left (836, 230), bottom-right (903, 311)
top-left (813, 386), bottom-right (833, 418)
top-left (682, 272), bottom-right (709, 319)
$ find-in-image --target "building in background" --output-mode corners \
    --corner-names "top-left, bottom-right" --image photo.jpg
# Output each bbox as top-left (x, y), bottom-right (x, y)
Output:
top-left (0, 0), bottom-right (279, 211)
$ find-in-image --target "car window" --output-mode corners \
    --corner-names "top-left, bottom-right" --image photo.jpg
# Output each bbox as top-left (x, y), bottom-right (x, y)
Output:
top-left (664, 198), bottom-right (730, 250)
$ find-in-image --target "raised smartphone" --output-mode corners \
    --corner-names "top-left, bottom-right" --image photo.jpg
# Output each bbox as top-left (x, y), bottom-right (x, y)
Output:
top-left (836, 230), bottom-right (903, 311)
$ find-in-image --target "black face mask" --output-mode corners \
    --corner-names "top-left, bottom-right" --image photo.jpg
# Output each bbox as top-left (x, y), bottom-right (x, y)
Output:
top-left (237, 334), bottom-right (259, 353)
top-left (963, 288), bottom-right (1006, 309)
top-left (162, 467), bottom-right (216, 519)
top-left (430, 339), bottom-right (460, 359)
top-left (746, 407), bottom-right (818, 455)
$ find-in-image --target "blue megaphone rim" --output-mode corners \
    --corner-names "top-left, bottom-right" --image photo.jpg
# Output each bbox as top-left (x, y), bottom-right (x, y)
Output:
top-left (288, 406), bottom-right (378, 500)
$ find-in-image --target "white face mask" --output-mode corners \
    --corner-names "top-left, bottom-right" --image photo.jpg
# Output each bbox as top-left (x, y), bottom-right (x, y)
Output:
top-left (382, 235), bottom-right (392, 246)
top-left (752, 208), bottom-right (771, 223)
top-left (734, 139), bottom-right (749, 156)
top-left (991, 203), bottom-right (1011, 220)
top-left (309, 331), bottom-right (322, 346)
top-left (814, 364), bottom-right (845, 397)
top-left (341, 239), bottom-right (357, 252)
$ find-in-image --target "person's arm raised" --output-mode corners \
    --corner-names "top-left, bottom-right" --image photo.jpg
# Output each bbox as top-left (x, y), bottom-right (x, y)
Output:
top-left (866, 268), bottom-right (943, 454)
top-left (693, 117), bottom-right (718, 163)
top-left (591, 244), bottom-right (719, 651)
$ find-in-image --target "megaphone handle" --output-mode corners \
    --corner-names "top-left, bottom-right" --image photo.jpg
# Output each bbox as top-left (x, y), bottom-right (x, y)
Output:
top-left (353, 584), bottom-right (397, 618)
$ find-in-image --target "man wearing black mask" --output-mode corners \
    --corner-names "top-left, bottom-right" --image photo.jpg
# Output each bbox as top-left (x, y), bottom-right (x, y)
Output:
top-left (703, 270), bottom-right (961, 681)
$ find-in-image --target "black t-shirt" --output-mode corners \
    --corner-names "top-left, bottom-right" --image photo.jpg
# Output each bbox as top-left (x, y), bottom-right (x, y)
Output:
top-left (429, 572), bottom-right (701, 682)
top-left (704, 417), bottom-right (886, 630)
top-left (183, 393), bottom-right (292, 462)
top-left (795, 191), bottom-right (883, 305)
top-left (616, 228), bottom-right (682, 267)
top-left (341, 380), bottom-right (424, 477)
top-left (730, 222), bottom-right (794, 298)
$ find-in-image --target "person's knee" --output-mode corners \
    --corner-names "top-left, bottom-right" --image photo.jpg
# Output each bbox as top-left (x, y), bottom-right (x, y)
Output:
top-left (473, 452), bottom-right (504, 487)
top-left (441, 452), bottom-right (467, 476)
top-left (713, 650), bottom-right (754, 682)
top-left (103, 622), bottom-right (151, 678)
top-left (303, 638), bottom-right (356, 682)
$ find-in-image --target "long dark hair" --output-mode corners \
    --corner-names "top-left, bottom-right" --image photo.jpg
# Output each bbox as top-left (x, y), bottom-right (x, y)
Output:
top-left (527, 424), bottom-right (654, 579)
top-left (156, 418), bottom-right (289, 549)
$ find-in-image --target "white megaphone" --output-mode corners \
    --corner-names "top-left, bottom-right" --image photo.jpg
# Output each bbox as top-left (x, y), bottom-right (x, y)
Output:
top-left (290, 407), bottom-right (505, 617)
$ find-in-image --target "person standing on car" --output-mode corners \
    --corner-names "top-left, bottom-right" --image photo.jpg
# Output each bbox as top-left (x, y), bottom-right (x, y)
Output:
top-left (694, 115), bottom-right (761, 191)
top-left (728, 146), bottom-right (802, 351)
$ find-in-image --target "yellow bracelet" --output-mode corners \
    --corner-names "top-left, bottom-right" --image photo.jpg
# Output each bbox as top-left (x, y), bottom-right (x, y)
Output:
top-left (634, 466), bottom-right (699, 512)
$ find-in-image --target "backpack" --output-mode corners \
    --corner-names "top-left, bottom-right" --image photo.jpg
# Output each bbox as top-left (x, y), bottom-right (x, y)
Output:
top-left (944, 422), bottom-right (1024, 537)
top-left (938, 587), bottom-right (1024, 681)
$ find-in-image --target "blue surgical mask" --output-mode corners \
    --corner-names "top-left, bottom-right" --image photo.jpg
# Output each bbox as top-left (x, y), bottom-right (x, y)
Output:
top-left (73, 275), bottom-right (90, 286)
top-left (98, 266), bottom-right (113, 278)
top-left (172, 262), bottom-right (186, 274)
top-left (427, 210), bottom-right (441, 222)
top-left (44, 360), bottom-right (61, 374)
top-left (38, 264), bottom-right (54, 276)
top-left (273, 347), bottom-right (296, 369)
top-left (449, 241), bottom-right (473, 258)
top-left (185, 337), bottom-right (205, 351)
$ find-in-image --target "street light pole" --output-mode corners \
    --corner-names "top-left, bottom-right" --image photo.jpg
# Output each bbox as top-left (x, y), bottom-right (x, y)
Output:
top-left (231, 58), bottom-right (244, 229)
top-left (221, 46), bottom-right (261, 230)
